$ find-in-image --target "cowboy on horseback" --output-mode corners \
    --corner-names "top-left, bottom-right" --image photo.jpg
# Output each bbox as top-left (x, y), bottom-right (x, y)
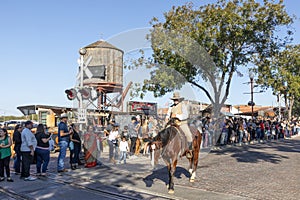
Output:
top-left (165, 92), bottom-right (193, 159)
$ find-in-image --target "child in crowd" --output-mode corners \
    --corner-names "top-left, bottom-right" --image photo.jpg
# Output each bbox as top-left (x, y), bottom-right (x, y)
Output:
top-left (118, 136), bottom-right (129, 164)
top-left (121, 125), bottom-right (129, 141)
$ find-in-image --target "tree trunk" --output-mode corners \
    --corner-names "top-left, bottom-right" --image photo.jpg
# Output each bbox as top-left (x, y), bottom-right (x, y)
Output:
top-left (288, 97), bottom-right (294, 121)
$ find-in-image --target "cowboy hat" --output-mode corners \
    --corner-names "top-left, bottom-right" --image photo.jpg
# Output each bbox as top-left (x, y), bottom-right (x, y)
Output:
top-left (170, 92), bottom-right (184, 100)
top-left (60, 113), bottom-right (68, 118)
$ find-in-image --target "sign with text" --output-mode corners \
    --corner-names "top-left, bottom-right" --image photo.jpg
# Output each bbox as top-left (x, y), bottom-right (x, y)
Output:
top-left (127, 101), bottom-right (157, 115)
top-left (77, 108), bottom-right (87, 123)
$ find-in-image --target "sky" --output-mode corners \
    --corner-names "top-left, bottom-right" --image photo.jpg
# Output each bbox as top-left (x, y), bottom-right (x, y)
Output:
top-left (0, 0), bottom-right (299, 116)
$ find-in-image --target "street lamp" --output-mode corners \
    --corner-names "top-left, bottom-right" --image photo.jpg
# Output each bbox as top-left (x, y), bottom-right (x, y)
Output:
top-left (79, 48), bottom-right (87, 89)
top-left (248, 72), bottom-right (255, 120)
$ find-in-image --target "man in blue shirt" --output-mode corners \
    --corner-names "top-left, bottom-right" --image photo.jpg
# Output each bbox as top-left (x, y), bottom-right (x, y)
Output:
top-left (57, 113), bottom-right (70, 172)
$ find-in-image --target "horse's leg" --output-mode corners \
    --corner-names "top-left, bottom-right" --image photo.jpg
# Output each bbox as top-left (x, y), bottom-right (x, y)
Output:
top-left (188, 157), bottom-right (193, 175)
top-left (168, 159), bottom-right (177, 194)
top-left (190, 156), bottom-right (198, 182)
top-left (166, 163), bottom-right (171, 189)
top-left (190, 134), bottom-right (201, 182)
top-left (150, 144), bottom-right (156, 168)
top-left (188, 140), bottom-right (195, 175)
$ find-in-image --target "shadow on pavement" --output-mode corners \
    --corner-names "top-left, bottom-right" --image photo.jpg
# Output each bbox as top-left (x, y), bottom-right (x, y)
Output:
top-left (142, 166), bottom-right (190, 188)
top-left (209, 139), bottom-right (299, 164)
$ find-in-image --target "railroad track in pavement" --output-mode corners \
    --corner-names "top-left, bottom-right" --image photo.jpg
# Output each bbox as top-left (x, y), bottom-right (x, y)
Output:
top-left (2, 167), bottom-right (182, 200)
top-left (45, 171), bottom-right (178, 200)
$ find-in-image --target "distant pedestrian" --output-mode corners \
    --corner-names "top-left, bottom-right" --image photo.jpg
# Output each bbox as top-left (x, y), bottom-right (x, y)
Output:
top-left (135, 115), bottom-right (142, 156)
top-left (13, 124), bottom-right (23, 175)
top-left (83, 125), bottom-right (97, 168)
top-left (104, 119), bottom-right (115, 137)
top-left (0, 128), bottom-right (13, 182)
top-left (142, 118), bottom-right (150, 156)
top-left (108, 123), bottom-right (120, 163)
top-left (118, 136), bottom-right (129, 164)
top-left (128, 116), bottom-right (138, 157)
top-left (220, 118), bottom-right (229, 145)
top-left (95, 130), bottom-right (103, 166)
top-left (21, 121), bottom-right (37, 181)
top-left (35, 124), bottom-right (51, 176)
top-left (237, 119), bottom-right (244, 145)
top-left (120, 125), bottom-right (129, 141)
top-left (57, 113), bottom-right (71, 173)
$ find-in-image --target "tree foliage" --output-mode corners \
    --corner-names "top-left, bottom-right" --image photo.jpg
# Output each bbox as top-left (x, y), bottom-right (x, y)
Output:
top-left (293, 98), bottom-right (300, 117)
top-left (257, 44), bottom-right (300, 119)
top-left (128, 0), bottom-right (294, 116)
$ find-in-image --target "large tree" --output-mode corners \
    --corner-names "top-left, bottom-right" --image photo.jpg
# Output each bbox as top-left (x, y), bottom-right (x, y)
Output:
top-left (257, 44), bottom-right (300, 120)
top-left (293, 98), bottom-right (300, 117)
top-left (130, 0), bottom-right (294, 117)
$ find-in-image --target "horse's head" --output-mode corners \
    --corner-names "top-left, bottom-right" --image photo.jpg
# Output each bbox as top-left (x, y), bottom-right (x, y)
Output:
top-left (147, 125), bottom-right (179, 167)
top-left (148, 133), bottom-right (163, 167)
top-left (149, 141), bottom-right (162, 166)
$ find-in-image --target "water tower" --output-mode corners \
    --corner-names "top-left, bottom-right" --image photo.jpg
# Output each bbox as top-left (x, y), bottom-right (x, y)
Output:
top-left (81, 40), bottom-right (124, 110)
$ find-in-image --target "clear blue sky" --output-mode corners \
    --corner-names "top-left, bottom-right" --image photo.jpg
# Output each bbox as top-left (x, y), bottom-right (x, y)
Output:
top-left (0, 0), bottom-right (299, 116)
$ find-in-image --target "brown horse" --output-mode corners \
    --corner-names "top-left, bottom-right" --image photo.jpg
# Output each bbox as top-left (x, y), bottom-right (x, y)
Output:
top-left (149, 122), bottom-right (202, 194)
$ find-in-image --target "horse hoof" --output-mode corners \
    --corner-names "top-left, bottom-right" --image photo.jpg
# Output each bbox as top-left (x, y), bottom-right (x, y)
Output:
top-left (168, 189), bottom-right (174, 194)
top-left (189, 179), bottom-right (195, 183)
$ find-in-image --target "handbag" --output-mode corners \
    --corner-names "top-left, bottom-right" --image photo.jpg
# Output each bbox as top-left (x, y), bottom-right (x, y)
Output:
top-left (69, 141), bottom-right (74, 150)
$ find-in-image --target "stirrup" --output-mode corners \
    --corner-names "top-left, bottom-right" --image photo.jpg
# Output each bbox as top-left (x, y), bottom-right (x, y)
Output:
top-left (186, 150), bottom-right (193, 159)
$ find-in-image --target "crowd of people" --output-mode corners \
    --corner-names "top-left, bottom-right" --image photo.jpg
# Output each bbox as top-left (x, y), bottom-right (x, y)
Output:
top-left (0, 106), bottom-right (299, 182)
top-left (104, 115), bottom-right (159, 164)
top-left (200, 116), bottom-right (300, 148)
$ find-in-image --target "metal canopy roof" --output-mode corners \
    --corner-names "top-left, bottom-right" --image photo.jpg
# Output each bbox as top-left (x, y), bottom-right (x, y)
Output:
top-left (17, 105), bottom-right (73, 116)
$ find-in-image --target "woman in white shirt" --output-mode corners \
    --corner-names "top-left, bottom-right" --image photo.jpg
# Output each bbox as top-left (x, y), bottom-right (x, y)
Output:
top-left (108, 123), bottom-right (120, 163)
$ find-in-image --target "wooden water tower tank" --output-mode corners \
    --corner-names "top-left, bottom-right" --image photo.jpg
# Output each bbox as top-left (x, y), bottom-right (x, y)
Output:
top-left (82, 40), bottom-right (124, 94)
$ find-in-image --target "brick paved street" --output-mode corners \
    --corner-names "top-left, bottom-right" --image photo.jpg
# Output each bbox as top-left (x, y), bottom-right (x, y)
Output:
top-left (187, 136), bottom-right (300, 200)
top-left (3, 136), bottom-right (299, 200)
top-left (52, 136), bottom-right (299, 200)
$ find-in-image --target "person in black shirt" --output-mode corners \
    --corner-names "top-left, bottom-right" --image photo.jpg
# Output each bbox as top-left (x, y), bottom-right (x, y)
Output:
top-left (35, 124), bottom-right (51, 176)
top-left (13, 125), bottom-right (23, 174)
top-left (70, 124), bottom-right (82, 170)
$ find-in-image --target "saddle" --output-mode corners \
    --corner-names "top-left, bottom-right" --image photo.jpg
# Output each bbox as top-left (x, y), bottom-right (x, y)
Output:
top-left (167, 118), bottom-right (199, 137)
top-left (178, 124), bottom-right (201, 158)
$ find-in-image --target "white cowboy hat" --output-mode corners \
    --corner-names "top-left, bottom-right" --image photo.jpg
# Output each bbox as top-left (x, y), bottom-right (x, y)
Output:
top-left (60, 113), bottom-right (68, 118)
top-left (170, 92), bottom-right (184, 100)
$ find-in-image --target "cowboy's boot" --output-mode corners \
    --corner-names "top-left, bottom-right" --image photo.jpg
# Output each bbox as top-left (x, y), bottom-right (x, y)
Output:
top-left (186, 142), bottom-right (193, 159)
